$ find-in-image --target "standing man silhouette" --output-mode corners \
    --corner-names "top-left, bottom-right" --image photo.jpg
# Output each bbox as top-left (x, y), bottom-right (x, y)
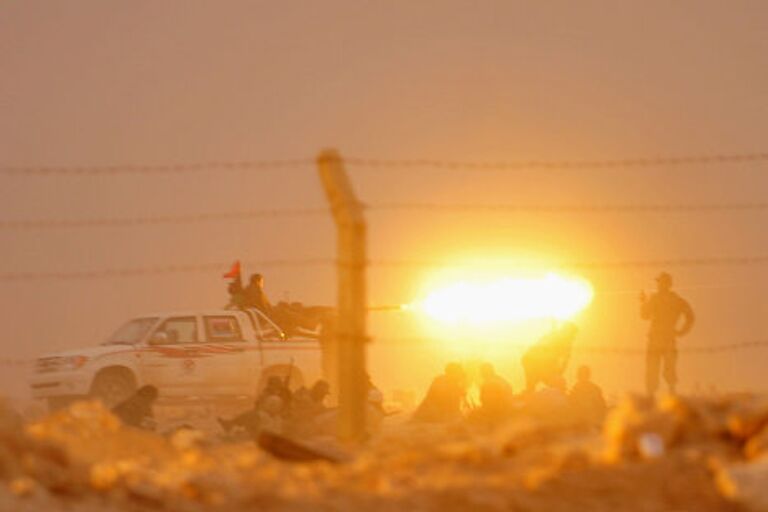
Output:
top-left (640, 272), bottom-right (695, 397)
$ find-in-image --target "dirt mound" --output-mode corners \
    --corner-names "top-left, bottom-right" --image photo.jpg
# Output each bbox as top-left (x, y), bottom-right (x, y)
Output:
top-left (0, 396), bottom-right (764, 511)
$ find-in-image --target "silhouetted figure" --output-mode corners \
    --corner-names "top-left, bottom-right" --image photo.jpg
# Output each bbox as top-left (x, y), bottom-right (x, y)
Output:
top-left (522, 323), bottom-right (577, 393)
top-left (223, 394), bottom-right (283, 436)
top-left (223, 259), bottom-right (273, 314)
top-left (111, 385), bottom-right (158, 430)
top-left (478, 363), bottom-right (514, 421)
top-left (239, 273), bottom-right (272, 313)
top-left (365, 372), bottom-right (380, 394)
top-left (527, 375), bottom-right (569, 420)
top-left (412, 363), bottom-right (467, 423)
top-left (569, 365), bottom-right (606, 425)
top-left (223, 261), bottom-right (335, 337)
top-left (218, 407), bottom-right (261, 437)
top-left (284, 380), bottom-right (334, 438)
top-left (291, 380), bottom-right (331, 421)
top-left (219, 376), bottom-right (291, 436)
top-left (640, 272), bottom-right (694, 397)
top-left (256, 376), bottom-right (292, 413)
top-left (366, 375), bottom-right (386, 415)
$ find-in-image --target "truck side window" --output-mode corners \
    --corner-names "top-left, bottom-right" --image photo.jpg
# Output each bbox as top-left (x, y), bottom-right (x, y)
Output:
top-left (204, 316), bottom-right (243, 342)
top-left (155, 317), bottom-right (197, 344)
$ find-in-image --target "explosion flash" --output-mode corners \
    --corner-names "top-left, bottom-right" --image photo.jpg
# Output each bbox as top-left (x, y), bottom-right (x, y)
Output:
top-left (418, 272), bottom-right (594, 327)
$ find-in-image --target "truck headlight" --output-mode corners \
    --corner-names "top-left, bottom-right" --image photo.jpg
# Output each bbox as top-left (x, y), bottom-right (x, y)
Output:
top-left (38, 355), bottom-right (89, 372)
top-left (60, 356), bottom-right (89, 370)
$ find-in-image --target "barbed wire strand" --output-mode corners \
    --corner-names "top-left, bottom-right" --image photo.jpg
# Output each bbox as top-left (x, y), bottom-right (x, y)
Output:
top-left (345, 152), bottom-right (768, 170)
top-left (369, 202), bottom-right (768, 214)
top-left (4, 202), bottom-right (768, 230)
top-left (0, 208), bottom-right (328, 229)
top-left (369, 255), bottom-right (768, 270)
top-left (3, 151), bottom-right (768, 176)
top-left (2, 255), bottom-right (767, 282)
top-left (375, 338), bottom-right (768, 355)
top-left (0, 259), bottom-right (334, 282)
top-left (0, 159), bottom-right (314, 176)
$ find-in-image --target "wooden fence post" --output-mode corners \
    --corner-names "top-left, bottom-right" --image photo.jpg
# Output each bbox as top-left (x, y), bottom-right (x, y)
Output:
top-left (317, 149), bottom-right (367, 440)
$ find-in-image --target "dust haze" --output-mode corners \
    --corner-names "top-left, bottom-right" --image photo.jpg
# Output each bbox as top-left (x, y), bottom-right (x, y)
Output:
top-left (1, 2), bottom-right (768, 510)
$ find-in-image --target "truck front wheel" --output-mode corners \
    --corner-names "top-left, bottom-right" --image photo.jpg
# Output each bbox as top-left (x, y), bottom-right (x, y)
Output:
top-left (90, 368), bottom-right (137, 408)
top-left (46, 396), bottom-right (78, 412)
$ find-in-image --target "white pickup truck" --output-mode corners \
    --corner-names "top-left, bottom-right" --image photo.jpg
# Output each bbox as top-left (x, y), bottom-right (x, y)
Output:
top-left (30, 308), bottom-right (324, 410)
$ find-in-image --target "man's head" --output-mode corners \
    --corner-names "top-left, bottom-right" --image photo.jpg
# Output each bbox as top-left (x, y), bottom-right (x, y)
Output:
top-left (656, 272), bottom-right (673, 292)
top-left (445, 362), bottom-right (465, 383)
top-left (249, 273), bottom-right (264, 288)
top-left (479, 362), bottom-right (495, 380)
top-left (577, 365), bottom-right (591, 383)
top-left (310, 380), bottom-right (330, 402)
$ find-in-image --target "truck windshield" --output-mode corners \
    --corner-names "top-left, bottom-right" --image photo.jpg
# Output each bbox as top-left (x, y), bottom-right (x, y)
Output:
top-left (105, 318), bottom-right (158, 345)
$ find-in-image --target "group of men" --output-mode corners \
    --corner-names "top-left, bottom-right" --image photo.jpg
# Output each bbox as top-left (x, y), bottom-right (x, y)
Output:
top-left (218, 376), bottom-right (333, 438)
top-left (413, 360), bottom-right (607, 426)
top-left (412, 270), bottom-right (696, 424)
top-left (226, 262), bottom-right (694, 401)
top-left (516, 270), bottom-right (695, 399)
top-left (217, 373), bottom-right (385, 438)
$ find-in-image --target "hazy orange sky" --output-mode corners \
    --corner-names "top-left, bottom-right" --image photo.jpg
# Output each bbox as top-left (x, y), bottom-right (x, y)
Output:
top-left (1, 1), bottom-right (767, 396)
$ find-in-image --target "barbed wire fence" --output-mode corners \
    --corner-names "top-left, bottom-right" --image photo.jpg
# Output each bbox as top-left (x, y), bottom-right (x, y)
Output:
top-left (1, 202), bottom-right (768, 231)
top-left (1, 338), bottom-right (766, 368)
top-left (372, 338), bottom-right (768, 355)
top-left (4, 150), bottom-right (768, 176)
top-left (1, 150), bottom-right (767, 358)
top-left (0, 255), bottom-right (767, 282)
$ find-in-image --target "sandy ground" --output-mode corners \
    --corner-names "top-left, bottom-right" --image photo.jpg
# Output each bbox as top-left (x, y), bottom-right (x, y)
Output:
top-left (0, 395), bottom-right (763, 512)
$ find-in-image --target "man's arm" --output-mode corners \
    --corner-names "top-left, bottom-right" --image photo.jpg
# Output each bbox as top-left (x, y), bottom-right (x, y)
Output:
top-left (256, 289), bottom-right (273, 313)
top-left (676, 299), bottom-right (695, 337)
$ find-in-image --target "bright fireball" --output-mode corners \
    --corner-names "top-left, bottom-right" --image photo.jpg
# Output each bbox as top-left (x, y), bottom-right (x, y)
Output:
top-left (419, 272), bottom-right (594, 326)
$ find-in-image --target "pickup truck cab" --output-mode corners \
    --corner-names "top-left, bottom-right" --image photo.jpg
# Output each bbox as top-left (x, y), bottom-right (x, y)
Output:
top-left (30, 308), bottom-right (323, 409)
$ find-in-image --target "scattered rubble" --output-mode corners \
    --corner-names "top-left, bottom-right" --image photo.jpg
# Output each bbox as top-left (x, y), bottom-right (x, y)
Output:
top-left (0, 395), bottom-right (765, 511)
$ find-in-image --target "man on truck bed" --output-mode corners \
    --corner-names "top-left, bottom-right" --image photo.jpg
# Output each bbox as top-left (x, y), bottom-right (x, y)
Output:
top-left (224, 261), bottom-right (272, 313)
top-left (224, 261), bottom-right (328, 337)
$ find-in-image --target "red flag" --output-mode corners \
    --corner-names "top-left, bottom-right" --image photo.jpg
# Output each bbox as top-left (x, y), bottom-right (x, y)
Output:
top-left (223, 260), bottom-right (241, 279)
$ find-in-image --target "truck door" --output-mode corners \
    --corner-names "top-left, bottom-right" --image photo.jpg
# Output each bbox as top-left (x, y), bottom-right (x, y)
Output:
top-left (139, 316), bottom-right (205, 395)
top-left (201, 314), bottom-right (259, 395)
top-left (253, 311), bottom-right (319, 391)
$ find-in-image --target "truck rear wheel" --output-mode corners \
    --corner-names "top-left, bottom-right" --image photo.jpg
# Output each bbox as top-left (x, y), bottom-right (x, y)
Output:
top-left (90, 368), bottom-right (137, 408)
